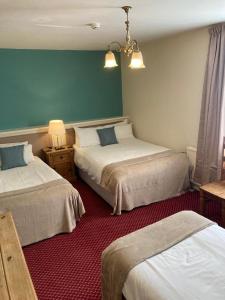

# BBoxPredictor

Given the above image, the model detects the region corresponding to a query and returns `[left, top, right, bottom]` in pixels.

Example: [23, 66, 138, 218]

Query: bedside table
[43, 146, 76, 182]
[200, 180, 225, 227]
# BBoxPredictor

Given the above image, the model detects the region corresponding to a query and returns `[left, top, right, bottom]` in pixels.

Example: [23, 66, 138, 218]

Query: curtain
[194, 24, 225, 185]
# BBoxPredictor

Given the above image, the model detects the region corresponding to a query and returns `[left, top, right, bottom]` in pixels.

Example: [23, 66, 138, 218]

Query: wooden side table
[43, 145, 76, 182]
[200, 180, 225, 226]
[0, 212, 38, 300]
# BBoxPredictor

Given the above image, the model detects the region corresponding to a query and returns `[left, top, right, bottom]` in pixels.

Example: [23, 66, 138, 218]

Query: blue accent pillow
[0, 145, 27, 170]
[96, 127, 118, 146]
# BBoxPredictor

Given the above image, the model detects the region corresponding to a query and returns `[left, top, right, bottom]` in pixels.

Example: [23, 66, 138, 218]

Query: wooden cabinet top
[200, 180, 225, 200]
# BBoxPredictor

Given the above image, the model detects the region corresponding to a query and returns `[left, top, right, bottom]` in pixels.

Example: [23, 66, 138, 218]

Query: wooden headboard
[0, 117, 129, 157]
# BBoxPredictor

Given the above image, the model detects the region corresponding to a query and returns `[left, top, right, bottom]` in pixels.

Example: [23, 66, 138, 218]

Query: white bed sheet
[0, 156, 61, 193]
[74, 138, 169, 183]
[123, 224, 225, 300]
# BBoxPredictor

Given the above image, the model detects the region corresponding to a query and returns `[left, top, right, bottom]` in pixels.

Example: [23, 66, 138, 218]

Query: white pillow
[115, 123, 134, 140]
[24, 144, 34, 164]
[74, 120, 128, 147]
[74, 127, 99, 147]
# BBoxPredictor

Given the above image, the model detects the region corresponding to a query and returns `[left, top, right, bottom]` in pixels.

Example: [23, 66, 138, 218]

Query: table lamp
[48, 120, 66, 149]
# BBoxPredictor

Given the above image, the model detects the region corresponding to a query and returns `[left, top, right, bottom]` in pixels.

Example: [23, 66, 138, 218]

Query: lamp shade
[48, 120, 66, 136]
[129, 50, 146, 69]
[104, 51, 118, 68]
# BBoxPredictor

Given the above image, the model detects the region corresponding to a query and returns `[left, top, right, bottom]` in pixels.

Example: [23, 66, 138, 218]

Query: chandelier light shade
[104, 50, 118, 68]
[129, 50, 146, 69]
[104, 6, 145, 70]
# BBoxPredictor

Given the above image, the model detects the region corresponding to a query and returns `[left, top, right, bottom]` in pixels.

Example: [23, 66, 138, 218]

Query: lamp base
[54, 146, 66, 150]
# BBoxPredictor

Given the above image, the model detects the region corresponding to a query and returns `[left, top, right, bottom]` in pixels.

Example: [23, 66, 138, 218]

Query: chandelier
[104, 6, 145, 69]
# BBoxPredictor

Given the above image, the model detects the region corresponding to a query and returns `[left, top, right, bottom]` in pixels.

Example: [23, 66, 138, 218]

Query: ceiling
[0, 0, 225, 50]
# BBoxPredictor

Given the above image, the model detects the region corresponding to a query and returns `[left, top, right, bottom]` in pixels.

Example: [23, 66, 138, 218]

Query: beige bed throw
[100, 151, 190, 214]
[101, 211, 215, 300]
[0, 179, 85, 246]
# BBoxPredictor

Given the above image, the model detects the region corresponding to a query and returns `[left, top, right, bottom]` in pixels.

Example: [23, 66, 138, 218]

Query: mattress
[123, 224, 225, 300]
[74, 138, 169, 183]
[0, 156, 61, 193]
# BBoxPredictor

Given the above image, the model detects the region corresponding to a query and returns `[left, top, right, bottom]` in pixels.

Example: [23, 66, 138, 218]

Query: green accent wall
[0, 49, 122, 130]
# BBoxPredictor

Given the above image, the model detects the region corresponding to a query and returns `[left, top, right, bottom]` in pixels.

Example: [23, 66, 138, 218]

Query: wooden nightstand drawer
[52, 152, 72, 164]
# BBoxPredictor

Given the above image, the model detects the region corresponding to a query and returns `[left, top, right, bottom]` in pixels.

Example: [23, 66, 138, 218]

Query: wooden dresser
[43, 145, 76, 182]
[0, 212, 38, 300]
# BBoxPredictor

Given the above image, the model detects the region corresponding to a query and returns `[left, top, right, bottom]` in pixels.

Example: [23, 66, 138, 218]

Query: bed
[74, 125, 190, 214]
[0, 156, 85, 246]
[102, 211, 225, 300]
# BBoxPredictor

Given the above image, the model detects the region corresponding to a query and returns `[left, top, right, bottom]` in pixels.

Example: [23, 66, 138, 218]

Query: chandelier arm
[124, 40, 139, 57]
[131, 40, 140, 51]
[107, 41, 122, 52]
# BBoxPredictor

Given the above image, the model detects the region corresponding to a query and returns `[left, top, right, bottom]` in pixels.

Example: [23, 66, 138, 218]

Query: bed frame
[79, 169, 115, 208]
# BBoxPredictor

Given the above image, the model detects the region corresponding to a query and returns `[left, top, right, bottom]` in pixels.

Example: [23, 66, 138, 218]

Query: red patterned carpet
[23, 180, 222, 300]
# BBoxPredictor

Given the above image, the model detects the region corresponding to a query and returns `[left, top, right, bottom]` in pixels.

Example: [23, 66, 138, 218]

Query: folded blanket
[101, 211, 215, 300]
[0, 179, 85, 246]
[100, 151, 190, 214]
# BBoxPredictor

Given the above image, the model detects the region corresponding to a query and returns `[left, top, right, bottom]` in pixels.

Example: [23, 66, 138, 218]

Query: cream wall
[122, 28, 209, 151]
